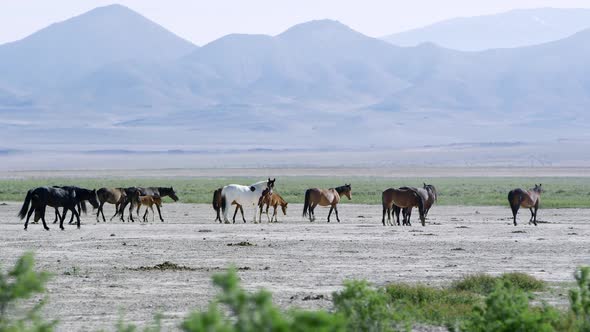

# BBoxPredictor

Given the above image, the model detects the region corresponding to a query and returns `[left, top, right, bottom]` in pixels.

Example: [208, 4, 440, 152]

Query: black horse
[18, 187, 97, 230]
[117, 187, 179, 222]
[51, 186, 99, 224]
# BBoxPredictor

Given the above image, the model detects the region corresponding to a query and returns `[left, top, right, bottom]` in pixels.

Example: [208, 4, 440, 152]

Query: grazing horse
[382, 187, 426, 226]
[118, 186, 179, 222]
[18, 187, 90, 230]
[508, 184, 543, 226]
[258, 188, 288, 223]
[401, 183, 438, 220]
[136, 195, 163, 222]
[302, 184, 351, 223]
[213, 187, 245, 223]
[96, 188, 127, 222]
[50, 186, 99, 224]
[221, 178, 275, 223]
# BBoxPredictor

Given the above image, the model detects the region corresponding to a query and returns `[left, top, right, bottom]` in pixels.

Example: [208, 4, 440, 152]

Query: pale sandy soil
[1, 202, 589, 331]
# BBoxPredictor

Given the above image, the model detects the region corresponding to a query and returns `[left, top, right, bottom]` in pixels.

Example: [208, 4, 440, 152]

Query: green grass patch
[1, 176, 589, 207]
[383, 283, 480, 326]
[451, 272, 546, 295]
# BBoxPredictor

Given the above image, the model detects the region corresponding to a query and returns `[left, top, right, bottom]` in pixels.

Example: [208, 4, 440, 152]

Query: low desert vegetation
[1, 176, 590, 207]
[2, 253, 590, 331]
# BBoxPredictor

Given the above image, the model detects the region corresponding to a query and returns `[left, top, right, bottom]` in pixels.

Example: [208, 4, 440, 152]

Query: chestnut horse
[382, 187, 426, 226]
[212, 187, 246, 223]
[258, 188, 288, 223]
[508, 184, 543, 226]
[136, 195, 162, 222]
[302, 184, 351, 222]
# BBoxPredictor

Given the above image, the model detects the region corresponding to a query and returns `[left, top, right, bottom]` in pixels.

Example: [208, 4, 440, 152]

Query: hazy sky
[2, 0, 590, 45]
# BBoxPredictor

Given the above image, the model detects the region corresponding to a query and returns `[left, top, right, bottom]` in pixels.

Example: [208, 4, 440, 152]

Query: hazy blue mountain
[0, 4, 195, 91]
[382, 8, 590, 51]
[1, 6, 590, 159]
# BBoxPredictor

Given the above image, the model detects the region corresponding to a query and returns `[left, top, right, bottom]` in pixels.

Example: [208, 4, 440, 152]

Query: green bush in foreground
[181, 267, 346, 332]
[0, 253, 55, 332]
[458, 281, 561, 332]
[451, 272, 546, 295]
[570, 267, 590, 332]
[4, 253, 590, 332]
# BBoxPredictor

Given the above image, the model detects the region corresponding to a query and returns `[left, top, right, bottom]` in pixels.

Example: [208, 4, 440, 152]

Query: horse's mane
[424, 184, 438, 201]
[335, 184, 351, 194]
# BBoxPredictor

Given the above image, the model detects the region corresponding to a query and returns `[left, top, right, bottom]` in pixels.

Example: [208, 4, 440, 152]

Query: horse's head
[267, 178, 276, 190]
[339, 184, 352, 200]
[88, 189, 99, 209]
[281, 202, 288, 216]
[533, 184, 544, 193]
[166, 187, 179, 201]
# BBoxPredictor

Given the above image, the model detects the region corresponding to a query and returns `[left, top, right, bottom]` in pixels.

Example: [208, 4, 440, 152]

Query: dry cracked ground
[1, 202, 589, 331]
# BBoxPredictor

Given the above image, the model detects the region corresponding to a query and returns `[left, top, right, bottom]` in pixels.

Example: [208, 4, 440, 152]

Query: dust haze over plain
[1, 2, 590, 170]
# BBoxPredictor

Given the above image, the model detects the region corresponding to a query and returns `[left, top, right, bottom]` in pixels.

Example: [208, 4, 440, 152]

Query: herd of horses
[16, 179, 545, 230]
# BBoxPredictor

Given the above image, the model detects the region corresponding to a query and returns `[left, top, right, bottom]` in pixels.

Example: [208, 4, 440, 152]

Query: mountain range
[0, 4, 589, 166]
[382, 8, 590, 51]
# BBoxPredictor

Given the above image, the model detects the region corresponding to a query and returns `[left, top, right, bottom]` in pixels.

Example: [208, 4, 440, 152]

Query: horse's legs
[40, 206, 50, 231]
[272, 206, 278, 222]
[394, 206, 401, 226]
[128, 202, 135, 222]
[232, 206, 239, 223]
[72, 207, 81, 229]
[533, 202, 539, 226]
[266, 205, 271, 223]
[311, 203, 318, 222]
[154, 204, 163, 222]
[53, 208, 59, 224]
[327, 206, 333, 223]
[382, 206, 387, 226]
[151, 206, 156, 222]
[24, 207, 35, 230]
[387, 208, 393, 226]
[407, 208, 412, 226]
[529, 208, 534, 223]
[511, 204, 519, 226]
[335, 205, 340, 223]
[143, 207, 149, 222]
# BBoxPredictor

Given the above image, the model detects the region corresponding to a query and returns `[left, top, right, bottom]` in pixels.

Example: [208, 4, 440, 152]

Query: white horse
[221, 178, 275, 223]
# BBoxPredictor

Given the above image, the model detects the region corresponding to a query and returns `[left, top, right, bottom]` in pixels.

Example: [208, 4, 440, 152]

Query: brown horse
[96, 188, 127, 222]
[136, 195, 163, 222]
[212, 187, 246, 223]
[508, 184, 543, 226]
[302, 184, 351, 222]
[382, 187, 426, 226]
[258, 188, 288, 223]
[401, 183, 438, 220]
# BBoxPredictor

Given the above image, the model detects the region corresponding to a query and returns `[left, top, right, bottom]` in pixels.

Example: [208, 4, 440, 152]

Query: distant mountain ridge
[1, 5, 589, 155]
[382, 8, 590, 51]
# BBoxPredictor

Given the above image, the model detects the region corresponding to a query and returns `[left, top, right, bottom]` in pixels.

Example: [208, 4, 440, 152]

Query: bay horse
[401, 183, 438, 220]
[508, 184, 543, 226]
[221, 178, 275, 223]
[212, 187, 246, 223]
[302, 184, 351, 222]
[136, 195, 163, 222]
[96, 188, 127, 222]
[258, 188, 288, 223]
[382, 187, 426, 226]
[18, 187, 94, 230]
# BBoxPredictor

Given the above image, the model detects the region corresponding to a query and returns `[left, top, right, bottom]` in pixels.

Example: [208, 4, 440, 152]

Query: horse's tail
[221, 192, 227, 214]
[80, 200, 87, 215]
[18, 190, 33, 219]
[212, 189, 220, 210]
[507, 190, 522, 211]
[302, 189, 311, 217]
[413, 190, 426, 226]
